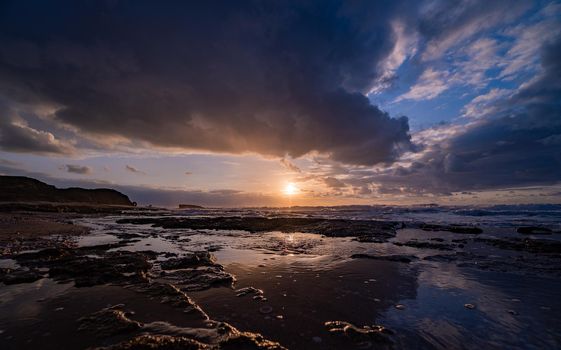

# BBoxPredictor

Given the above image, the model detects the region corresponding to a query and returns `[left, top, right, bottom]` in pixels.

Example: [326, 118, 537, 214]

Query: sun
[283, 182, 298, 196]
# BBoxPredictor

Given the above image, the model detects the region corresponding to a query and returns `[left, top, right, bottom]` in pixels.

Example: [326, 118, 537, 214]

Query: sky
[0, 0, 560, 207]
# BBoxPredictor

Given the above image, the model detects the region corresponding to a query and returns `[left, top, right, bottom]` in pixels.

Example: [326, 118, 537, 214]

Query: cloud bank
[0, 1, 414, 166]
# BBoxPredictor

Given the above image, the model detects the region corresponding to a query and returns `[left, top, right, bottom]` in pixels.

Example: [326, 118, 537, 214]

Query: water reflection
[382, 262, 561, 349]
[1, 214, 559, 349]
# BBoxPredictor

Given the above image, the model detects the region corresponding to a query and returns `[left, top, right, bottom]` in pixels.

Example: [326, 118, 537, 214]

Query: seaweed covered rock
[13, 247, 153, 287]
[117, 217, 399, 241]
[83, 305, 286, 350]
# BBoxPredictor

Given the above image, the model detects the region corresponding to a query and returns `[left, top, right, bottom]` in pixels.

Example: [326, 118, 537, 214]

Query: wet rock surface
[80, 304, 286, 350]
[124, 282, 209, 318]
[12, 246, 153, 287]
[419, 223, 483, 234]
[2, 209, 561, 350]
[117, 216, 399, 241]
[351, 253, 418, 263]
[474, 237, 561, 254]
[235, 286, 264, 298]
[160, 252, 216, 270]
[394, 239, 456, 251]
[517, 226, 553, 235]
[78, 304, 143, 337]
[1, 223, 285, 348]
[0, 268, 44, 284]
[158, 266, 235, 292]
[325, 320, 394, 346]
[94, 334, 209, 350]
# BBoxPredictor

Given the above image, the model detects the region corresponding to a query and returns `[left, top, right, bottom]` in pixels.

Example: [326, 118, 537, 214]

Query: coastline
[1, 205, 560, 349]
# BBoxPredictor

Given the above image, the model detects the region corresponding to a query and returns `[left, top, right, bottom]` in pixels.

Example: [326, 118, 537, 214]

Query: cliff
[0, 176, 134, 206]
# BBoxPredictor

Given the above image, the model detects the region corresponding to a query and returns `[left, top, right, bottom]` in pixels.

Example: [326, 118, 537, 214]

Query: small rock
[394, 304, 406, 310]
[325, 320, 394, 344]
[464, 303, 476, 309]
[235, 286, 264, 298]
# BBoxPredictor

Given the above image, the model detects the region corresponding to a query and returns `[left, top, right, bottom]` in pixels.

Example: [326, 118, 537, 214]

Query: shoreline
[1, 206, 561, 349]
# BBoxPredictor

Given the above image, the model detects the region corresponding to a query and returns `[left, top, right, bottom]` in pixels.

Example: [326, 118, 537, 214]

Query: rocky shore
[1, 208, 561, 349]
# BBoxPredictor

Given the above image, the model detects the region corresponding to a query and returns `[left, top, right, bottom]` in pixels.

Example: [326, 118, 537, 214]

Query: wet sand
[1, 209, 561, 349]
[0, 212, 89, 242]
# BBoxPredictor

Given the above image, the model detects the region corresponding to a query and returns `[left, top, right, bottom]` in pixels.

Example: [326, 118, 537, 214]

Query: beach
[1, 205, 561, 349]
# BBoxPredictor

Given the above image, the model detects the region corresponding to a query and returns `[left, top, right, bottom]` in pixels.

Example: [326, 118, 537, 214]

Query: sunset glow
[0, 1, 558, 208]
[283, 183, 298, 196]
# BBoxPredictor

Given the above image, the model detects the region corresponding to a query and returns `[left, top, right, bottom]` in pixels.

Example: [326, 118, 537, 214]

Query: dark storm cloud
[0, 0, 414, 166]
[63, 164, 92, 175]
[0, 118, 72, 155]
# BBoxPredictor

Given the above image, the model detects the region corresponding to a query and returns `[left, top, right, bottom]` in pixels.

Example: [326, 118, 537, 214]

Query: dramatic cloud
[0, 1, 559, 205]
[418, 0, 529, 61]
[376, 37, 561, 193]
[0, 1, 415, 166]
[398, 1, 556, 103]
[0, 100, 73, 155]
[63, 164, 92, 175]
